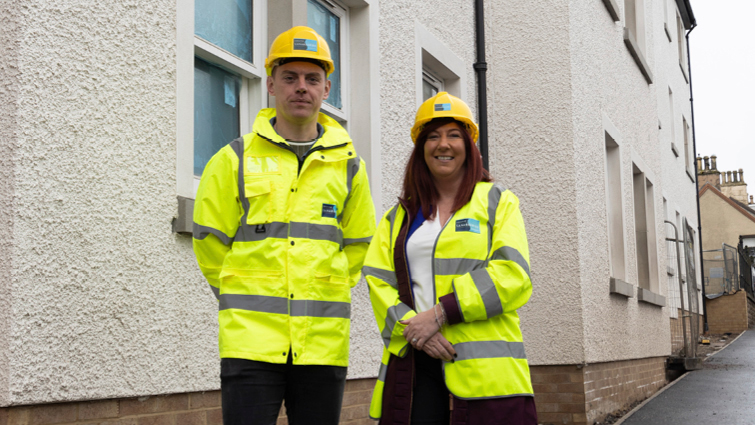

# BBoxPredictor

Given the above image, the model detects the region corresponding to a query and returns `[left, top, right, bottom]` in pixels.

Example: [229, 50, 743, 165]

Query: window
[422, 70, 443, 101]
[415, 22, 467, 107]
[605, 133, 626, 281]
[668, 88, 679, 157]
[192, 0, 265, 183]
[676, 8, 689, 82]
[683, 116, 692, 179]
[623, 0, 652, 83]
[663, 0, 672, 41]
[633, 164, 659, 292]
[308, 0, 348, 118]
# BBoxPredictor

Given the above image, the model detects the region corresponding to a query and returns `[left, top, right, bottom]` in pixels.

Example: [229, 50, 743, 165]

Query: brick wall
[531, 357, 667, 425]
[582, 358, 666, 424]
[706, 290, 749, 333]
[0, 378, 376, 425]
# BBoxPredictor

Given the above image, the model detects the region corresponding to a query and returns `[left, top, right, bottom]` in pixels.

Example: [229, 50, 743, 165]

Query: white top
[406, 212, 444, 313]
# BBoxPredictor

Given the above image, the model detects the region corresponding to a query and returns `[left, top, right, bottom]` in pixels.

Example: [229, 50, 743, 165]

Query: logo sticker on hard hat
[294, 38, 318, 52]
[434, 103, 451, 111]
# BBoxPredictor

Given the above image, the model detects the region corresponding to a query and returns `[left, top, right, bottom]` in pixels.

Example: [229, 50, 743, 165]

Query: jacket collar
[253, 108, 352, 149]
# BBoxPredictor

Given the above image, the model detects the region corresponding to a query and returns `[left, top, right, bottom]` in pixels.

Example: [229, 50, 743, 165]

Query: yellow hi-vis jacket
[363, 182, 533, 418]
[193, 108, 376, 367]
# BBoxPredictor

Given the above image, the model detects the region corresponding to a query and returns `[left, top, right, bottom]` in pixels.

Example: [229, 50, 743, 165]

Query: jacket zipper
[257, 133, 348, 175]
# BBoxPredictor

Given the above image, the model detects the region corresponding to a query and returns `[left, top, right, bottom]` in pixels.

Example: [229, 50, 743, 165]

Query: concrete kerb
[613, 330, 748, 425]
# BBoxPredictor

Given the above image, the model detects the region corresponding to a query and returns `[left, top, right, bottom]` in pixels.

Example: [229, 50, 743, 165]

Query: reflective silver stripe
[210, 285, 220, 300]
[486, 184, 505, 265]
[491, 246, 531, 279]
[378, 361, 388, 382]
[435, 258, 485, 276]
[193, 223, 234, 246]
[234, 221, 289, 243]
[290, 300, 351, 319]
[382, 303, 412, 348]
[338, 156, 361, 222]
[363, 266, 398, 289]
[219, 294, 288, 314]
[289, 222, 343, 245]
[453, 340, 527, 361]
[230, 137, 248, 216]
[344, 236, 372, 246]
[387, 206, 398, 240]
[469, 269, 503, 318]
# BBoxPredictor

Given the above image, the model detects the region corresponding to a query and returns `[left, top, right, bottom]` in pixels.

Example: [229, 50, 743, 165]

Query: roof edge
[676, 0, 696, 29]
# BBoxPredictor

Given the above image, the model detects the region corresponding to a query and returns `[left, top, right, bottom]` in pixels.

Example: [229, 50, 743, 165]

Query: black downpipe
[474, 0, 489, 171]
[686, 22, 707, 332]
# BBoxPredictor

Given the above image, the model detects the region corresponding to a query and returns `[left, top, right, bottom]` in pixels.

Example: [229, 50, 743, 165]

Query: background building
[0, 0, 700, 424]
[697, 158, 755, 334]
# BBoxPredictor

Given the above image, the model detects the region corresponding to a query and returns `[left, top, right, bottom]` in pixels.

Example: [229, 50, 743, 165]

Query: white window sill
[610, 277, 634, 298]
[671, 142, 679, 157]
[173, 196, 195, 235]
[680, 62, 689, 84]
[638, 287, 666, 307]
[623, 28, 653, 84]
[687, 169, 695, 183]
[602, 0, 620, 21]
[664, 23, 672, 42]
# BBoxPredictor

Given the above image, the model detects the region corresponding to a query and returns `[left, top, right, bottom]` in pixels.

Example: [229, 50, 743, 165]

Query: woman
[363, 92, 537, 425]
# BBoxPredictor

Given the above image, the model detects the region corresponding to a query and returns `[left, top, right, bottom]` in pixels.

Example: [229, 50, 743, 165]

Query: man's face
[267, 61, 331, 126]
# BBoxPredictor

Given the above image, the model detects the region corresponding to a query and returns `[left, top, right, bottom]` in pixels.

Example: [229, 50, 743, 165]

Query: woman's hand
[400, 305, 442, 350]
[422, 332, 456, 361]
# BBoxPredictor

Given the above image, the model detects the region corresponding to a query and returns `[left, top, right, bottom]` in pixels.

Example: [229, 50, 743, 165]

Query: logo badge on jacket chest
[455, 218, 480, 234]
[322, 203, 338, 219]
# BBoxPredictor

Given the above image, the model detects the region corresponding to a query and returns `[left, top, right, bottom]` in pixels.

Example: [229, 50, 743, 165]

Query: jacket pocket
[314, 271, 351, 303]
[244, 180, 272, 225]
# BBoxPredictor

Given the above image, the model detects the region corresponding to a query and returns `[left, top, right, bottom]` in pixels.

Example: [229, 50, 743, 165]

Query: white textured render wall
[378, 0, 478, 213]
[0, 0, 22, 408]
[485, 0, 585, 365]
[1, 0, 223, 406]
[653, 0, 702, 311]
[568, 0, 672, 363]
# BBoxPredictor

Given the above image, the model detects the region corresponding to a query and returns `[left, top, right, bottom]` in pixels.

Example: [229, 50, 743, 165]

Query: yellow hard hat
[410, 92, 479, 143]
[265, 26, 335, 77]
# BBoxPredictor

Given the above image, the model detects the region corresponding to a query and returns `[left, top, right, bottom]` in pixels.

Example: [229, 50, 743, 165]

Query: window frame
[622, 0, 653, 84]
[308, 0, 351, 124]
[603, 114, 627, 284]
[414, 21, 467, 109]
[422, 69, 444, 101]
[177, 0, 268, 200]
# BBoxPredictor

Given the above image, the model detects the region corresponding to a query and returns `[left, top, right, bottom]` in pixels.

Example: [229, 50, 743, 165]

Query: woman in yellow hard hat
[363, 92, 537, 424]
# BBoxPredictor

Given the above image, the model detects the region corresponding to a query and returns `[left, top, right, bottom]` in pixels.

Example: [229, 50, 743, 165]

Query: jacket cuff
[439, 293, 463, 325]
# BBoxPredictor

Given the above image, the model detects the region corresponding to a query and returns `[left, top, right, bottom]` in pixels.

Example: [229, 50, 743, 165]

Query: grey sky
[689, 0, 755, 182]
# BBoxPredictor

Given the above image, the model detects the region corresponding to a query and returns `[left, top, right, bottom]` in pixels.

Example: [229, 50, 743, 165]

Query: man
[193, 26, 376, 425]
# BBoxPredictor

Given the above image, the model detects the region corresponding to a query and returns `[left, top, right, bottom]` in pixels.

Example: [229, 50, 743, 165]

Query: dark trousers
[411, 350, 538, 425]
[411, 350, 451, 425]
[221, 355, 347, 425]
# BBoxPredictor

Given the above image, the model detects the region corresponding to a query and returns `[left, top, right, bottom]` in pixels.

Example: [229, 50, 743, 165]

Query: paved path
[621, 330, 755, 425]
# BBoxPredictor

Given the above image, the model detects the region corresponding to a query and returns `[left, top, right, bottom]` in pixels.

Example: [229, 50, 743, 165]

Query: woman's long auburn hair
[400, 118, 492, 220]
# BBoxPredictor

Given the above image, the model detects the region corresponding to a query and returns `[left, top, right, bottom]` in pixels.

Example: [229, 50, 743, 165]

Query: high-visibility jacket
[363, 182, 533, 418]
[193, 108, 376, 367]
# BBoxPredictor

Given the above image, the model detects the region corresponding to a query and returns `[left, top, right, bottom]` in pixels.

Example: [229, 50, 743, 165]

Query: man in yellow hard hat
[193, 26, 376, 425]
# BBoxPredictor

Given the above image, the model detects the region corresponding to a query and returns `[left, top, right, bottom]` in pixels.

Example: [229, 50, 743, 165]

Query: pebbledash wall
[0, 0, 699, 424]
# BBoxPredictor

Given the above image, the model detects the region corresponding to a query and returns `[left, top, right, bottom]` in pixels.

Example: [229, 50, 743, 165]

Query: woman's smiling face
[423, 121, 467, 183]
